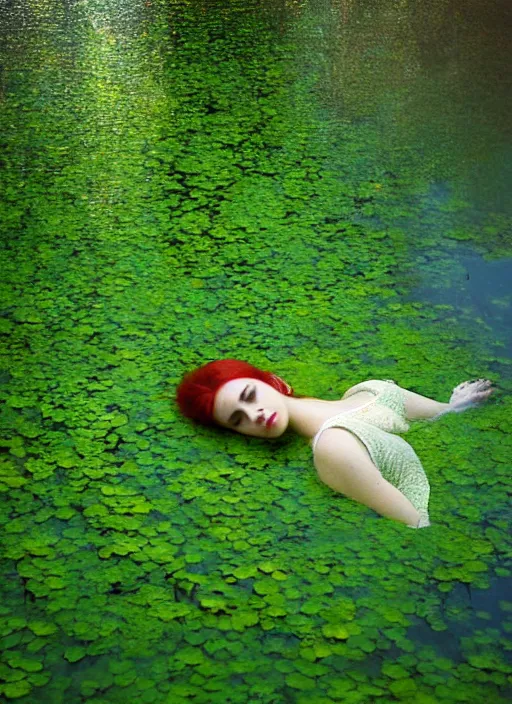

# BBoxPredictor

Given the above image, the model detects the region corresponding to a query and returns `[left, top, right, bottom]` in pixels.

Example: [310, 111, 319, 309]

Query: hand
[449, 379, 494, 412]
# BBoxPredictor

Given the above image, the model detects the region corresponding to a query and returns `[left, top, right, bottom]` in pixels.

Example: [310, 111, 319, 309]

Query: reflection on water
[307, 0, 512, 217]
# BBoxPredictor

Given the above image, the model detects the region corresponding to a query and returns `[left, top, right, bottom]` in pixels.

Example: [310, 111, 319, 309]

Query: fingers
[449, 378, 495, 411]
[472, 389, 493, 401]
[457, 379, 494, 393]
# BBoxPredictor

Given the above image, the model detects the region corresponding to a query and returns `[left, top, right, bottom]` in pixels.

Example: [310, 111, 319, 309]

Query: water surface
[0, 1, 511, 702]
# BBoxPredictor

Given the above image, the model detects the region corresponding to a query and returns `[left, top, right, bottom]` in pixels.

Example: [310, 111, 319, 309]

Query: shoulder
[313, 427, 368, 470]
[343, 379, 392, 398]
[313, 427, 381, 497]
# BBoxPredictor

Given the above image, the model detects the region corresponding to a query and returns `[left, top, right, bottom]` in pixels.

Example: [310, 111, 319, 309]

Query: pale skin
[213, 377, 494, 528]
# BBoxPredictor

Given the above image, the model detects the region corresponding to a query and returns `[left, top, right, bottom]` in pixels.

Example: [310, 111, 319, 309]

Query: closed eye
[230, 411, 243, 427]
[229, 386, 256, 426]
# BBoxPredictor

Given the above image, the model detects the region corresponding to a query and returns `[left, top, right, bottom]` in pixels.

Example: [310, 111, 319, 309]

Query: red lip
[266, 412, 277, 429]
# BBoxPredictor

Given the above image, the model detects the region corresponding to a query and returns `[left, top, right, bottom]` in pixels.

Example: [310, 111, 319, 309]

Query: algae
[0, 0, 511, 703]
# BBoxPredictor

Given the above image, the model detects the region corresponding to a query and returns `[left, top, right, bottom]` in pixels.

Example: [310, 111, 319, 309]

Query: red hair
[176, 359, 294, 426]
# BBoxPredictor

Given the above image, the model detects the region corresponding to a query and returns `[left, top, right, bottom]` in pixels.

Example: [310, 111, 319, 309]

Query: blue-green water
[1, 1, 511, 703]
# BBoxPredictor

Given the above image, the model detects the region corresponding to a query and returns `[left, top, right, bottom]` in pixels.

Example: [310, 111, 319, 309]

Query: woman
[176, 360, 494, 529]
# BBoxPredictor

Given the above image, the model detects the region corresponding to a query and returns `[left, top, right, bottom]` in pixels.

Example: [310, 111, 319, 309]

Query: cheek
[271, 413, 287, 436]
[237, 426, 258, 438]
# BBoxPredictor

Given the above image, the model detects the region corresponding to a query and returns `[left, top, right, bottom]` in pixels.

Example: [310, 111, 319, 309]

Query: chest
[330, 391, 375, 414]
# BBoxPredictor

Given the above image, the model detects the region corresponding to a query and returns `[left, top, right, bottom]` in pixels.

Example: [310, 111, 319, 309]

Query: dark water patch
[410, 248, 512, 356]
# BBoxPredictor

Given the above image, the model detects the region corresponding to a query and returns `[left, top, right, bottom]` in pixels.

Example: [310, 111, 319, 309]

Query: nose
[254, 409, 266, 425]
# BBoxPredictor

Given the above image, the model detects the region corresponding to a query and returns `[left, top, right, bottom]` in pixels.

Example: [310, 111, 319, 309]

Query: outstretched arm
[398, 379, 494, 421]
[398, 387, 450, 420]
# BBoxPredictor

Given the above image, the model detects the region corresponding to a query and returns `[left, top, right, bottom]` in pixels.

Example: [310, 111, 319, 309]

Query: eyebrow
[227, 384, 249, 424]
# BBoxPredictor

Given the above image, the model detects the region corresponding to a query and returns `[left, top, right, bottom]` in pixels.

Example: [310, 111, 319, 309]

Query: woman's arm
[398, 387, 450, 420]
[314, 428, 422, 527]
[344, 379, 493, 421]
[398, 379, 494, 421]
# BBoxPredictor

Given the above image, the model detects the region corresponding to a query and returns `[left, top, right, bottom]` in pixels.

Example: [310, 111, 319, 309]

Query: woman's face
[213, 377, 289, 438]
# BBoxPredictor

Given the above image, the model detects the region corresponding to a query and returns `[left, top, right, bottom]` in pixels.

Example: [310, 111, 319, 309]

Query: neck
[284, 395, 339, 440]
